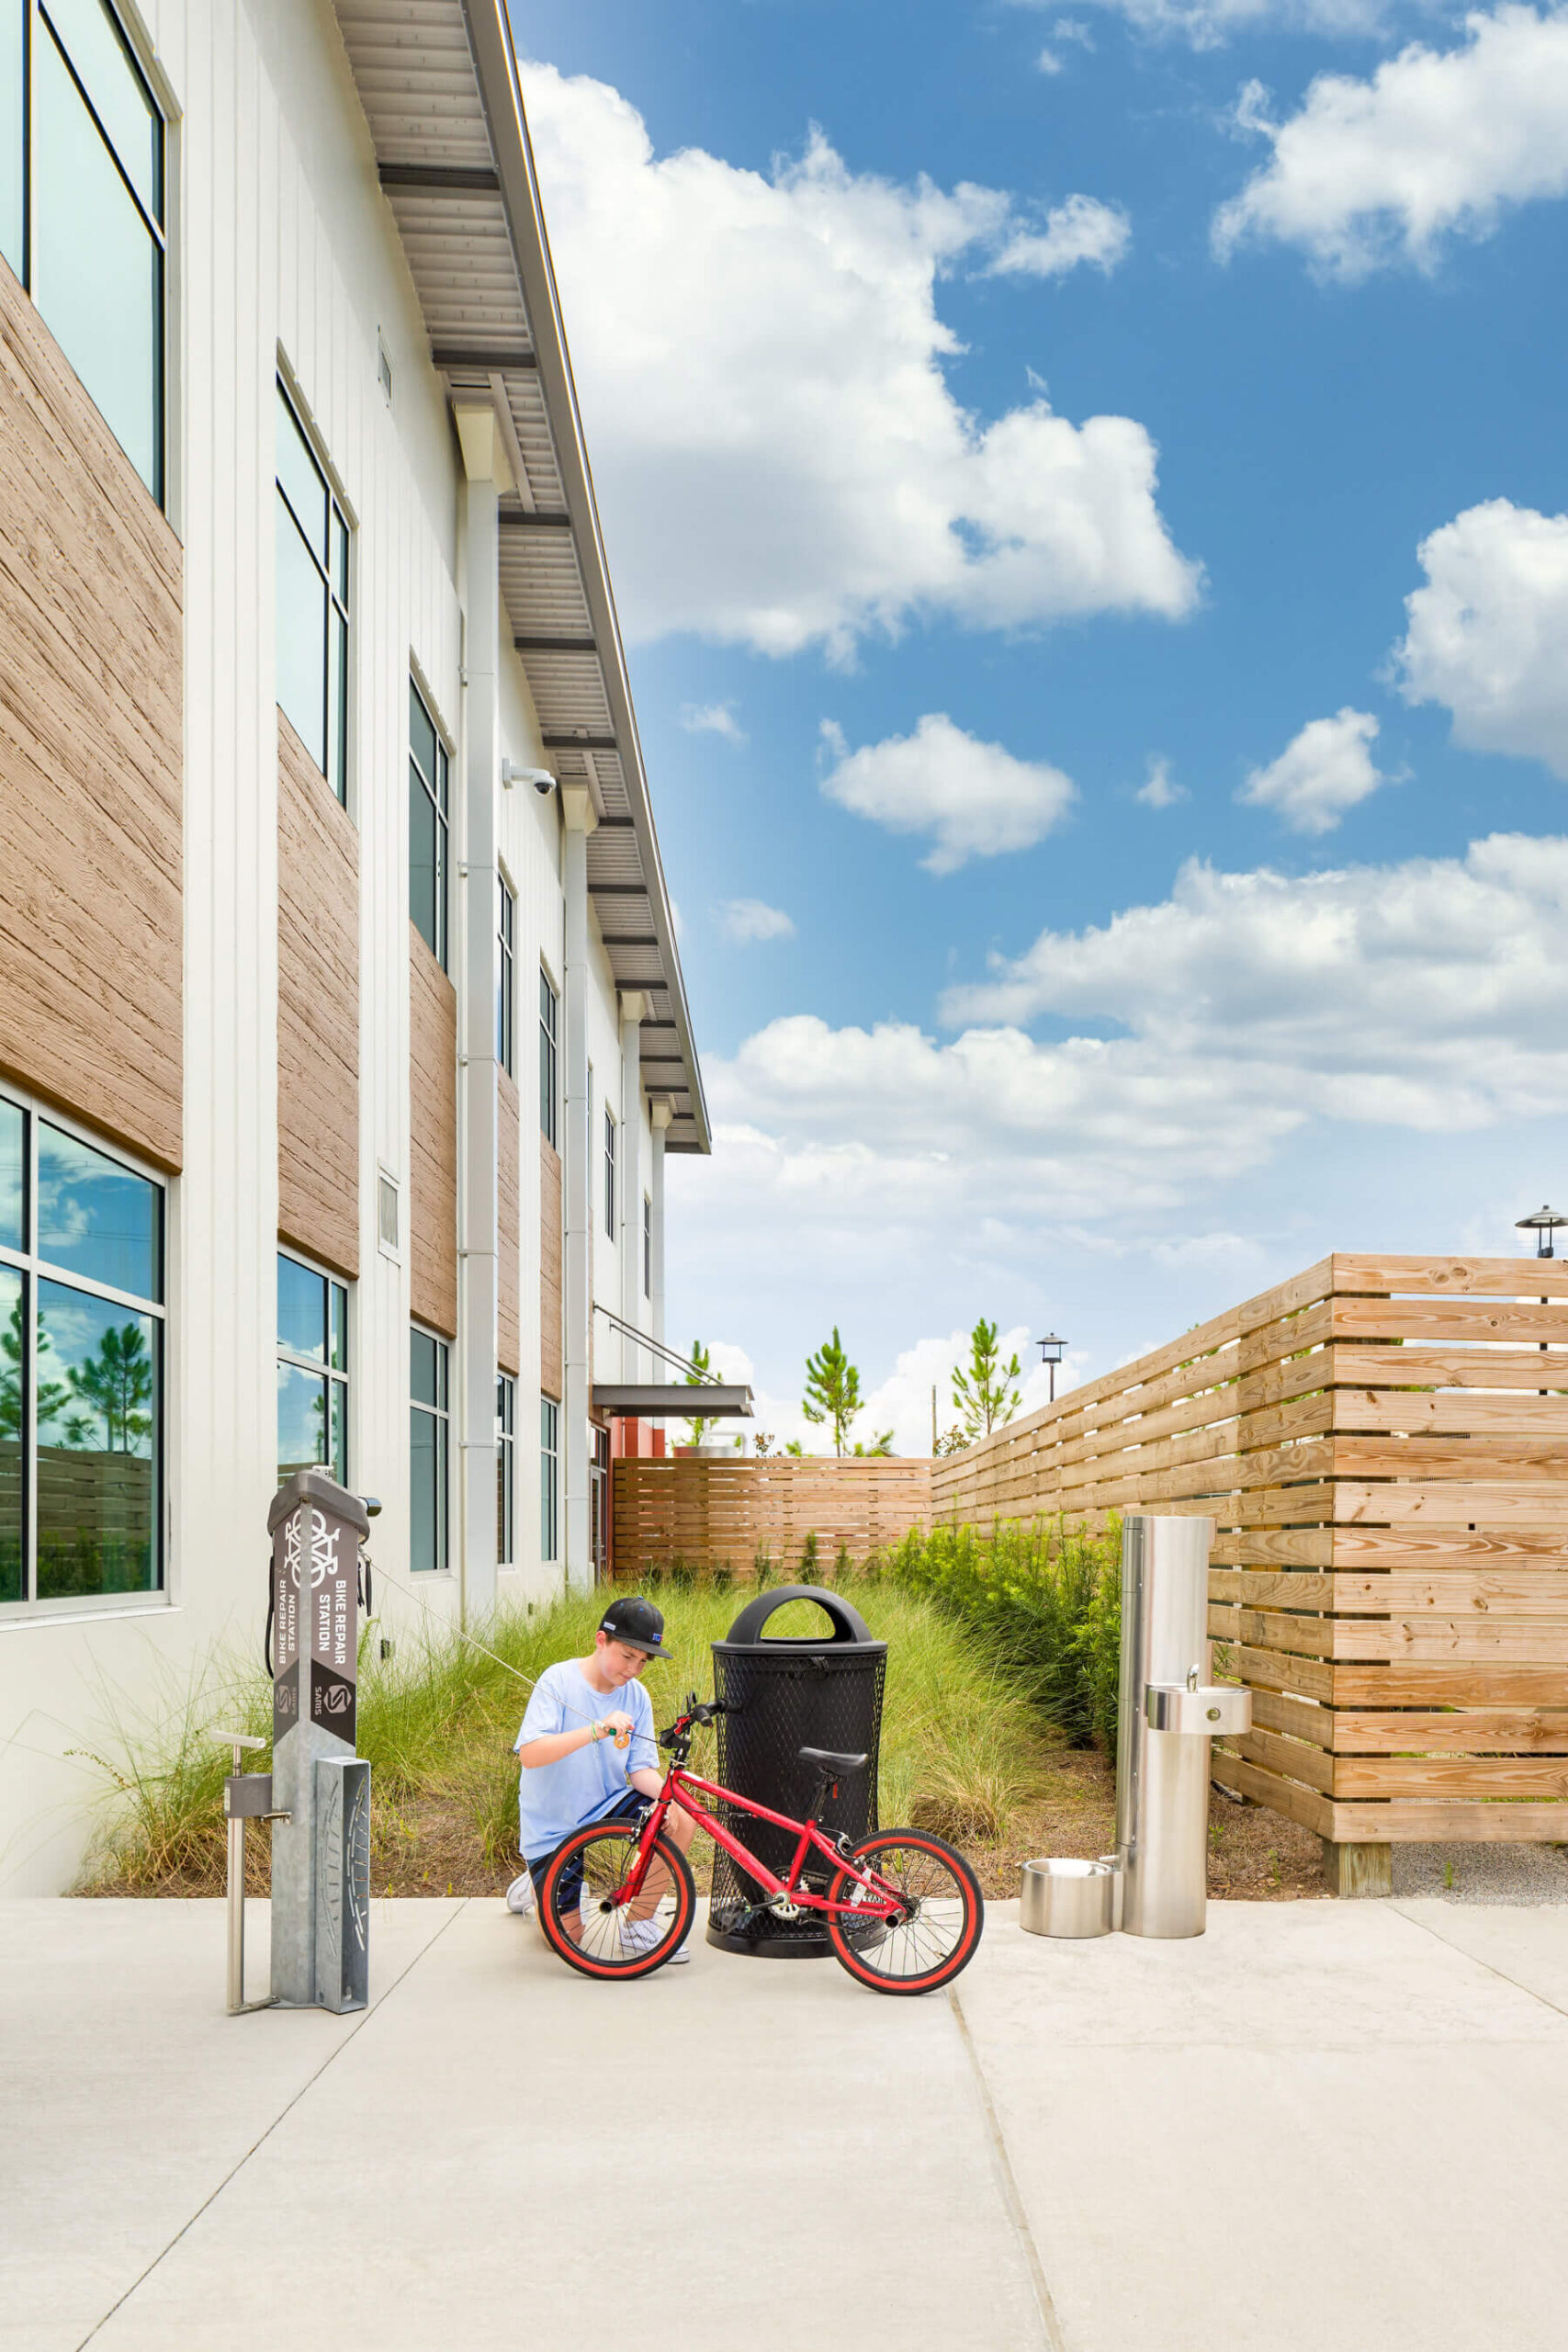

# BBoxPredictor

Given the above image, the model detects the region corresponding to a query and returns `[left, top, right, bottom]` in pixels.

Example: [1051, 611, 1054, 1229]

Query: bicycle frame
[617, 1763, 905, 1921]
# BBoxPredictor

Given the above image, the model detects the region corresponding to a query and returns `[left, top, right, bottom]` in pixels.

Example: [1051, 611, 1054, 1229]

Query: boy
[506, 1594, 699, 1962]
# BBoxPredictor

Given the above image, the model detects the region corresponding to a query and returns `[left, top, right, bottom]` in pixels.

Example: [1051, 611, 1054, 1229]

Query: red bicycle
[536, 1696, 984, 1994]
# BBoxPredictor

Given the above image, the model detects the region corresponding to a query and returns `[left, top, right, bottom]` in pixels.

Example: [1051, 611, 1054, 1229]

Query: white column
[618, 992, 646, 1385]
[649, 1096, 671, 1359]
[561, 781, 597, 1591]
[451, 402, 512, 1624]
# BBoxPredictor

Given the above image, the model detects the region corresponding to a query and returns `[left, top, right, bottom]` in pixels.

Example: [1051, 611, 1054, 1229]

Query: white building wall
[0, 0, 656, 1887]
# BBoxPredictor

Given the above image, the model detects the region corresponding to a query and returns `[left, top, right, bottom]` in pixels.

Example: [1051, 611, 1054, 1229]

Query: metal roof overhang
[333, 0, 710, 1153]
[592, 1385, 754, 1420]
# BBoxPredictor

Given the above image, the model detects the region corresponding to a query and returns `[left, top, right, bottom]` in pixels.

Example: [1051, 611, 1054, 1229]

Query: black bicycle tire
[537, 1822, 696, 1982]
[825, 1828, 985, 1996]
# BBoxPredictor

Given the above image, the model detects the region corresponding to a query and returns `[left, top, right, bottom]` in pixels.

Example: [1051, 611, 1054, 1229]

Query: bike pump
[266, 1469, 375, 2013]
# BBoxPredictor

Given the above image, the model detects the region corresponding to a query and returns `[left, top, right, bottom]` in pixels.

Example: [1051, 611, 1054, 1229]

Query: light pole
[1037, 1332, 1066, 1405]
[1516, 1205, 1568, 1259]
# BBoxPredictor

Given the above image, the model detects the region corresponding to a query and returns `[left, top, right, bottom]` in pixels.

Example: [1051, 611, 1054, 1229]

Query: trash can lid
[715, 1582, 880, 1649]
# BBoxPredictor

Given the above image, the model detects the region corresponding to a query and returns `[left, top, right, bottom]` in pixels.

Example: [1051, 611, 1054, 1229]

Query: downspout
[618, 992, 645, 1386]
[452, 401, 507, 1624]
[561, 781, 596, 1591]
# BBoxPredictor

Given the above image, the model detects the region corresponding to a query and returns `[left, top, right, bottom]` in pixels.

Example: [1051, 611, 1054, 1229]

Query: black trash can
[706, 1583, 887, 1956]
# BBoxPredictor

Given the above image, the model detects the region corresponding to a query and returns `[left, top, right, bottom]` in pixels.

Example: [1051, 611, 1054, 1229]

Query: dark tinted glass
[276, 382, 326, 554]
[0, 1264, 20, 1601]
[0, 1095, 22, 1252]
[329, 605, 348, 804]
[410, 1328, 441, 1409]
[409, 681, 436, 788]
[38, 1124, 159, 1299]
[329, 1281, 347, 1374]
[0, 0, 21, 277]
[277, 1254, 326, 1363]
[35, 1278, 157, 1598]
[410, 759, 440, 959]
[33, 22, 160, 495]
[410, 1402, 446, 1573]
[277, 493, 327, 769]
[44, 0, 160, 218]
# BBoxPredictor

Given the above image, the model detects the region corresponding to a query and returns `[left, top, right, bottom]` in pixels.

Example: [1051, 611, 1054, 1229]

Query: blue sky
[515, 1, 1568, 1448]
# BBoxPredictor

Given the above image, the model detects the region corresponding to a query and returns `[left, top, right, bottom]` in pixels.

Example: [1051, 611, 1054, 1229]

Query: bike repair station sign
[272, 1478, 361, 1747]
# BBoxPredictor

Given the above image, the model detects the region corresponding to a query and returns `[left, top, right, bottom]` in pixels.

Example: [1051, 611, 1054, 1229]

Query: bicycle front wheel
[537, 1821, 695, 1981]
[826, 1830, 984, 1995]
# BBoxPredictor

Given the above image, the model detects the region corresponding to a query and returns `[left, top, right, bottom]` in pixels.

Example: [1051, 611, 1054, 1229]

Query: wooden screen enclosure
[932, 1254, 1568, 1867]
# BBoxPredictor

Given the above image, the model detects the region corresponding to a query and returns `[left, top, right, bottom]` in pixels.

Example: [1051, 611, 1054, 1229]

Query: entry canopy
[592, 1384, 753, 1419]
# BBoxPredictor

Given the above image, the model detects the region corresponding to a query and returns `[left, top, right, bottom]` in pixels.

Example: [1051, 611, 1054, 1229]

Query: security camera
[502, 761, 557, 796]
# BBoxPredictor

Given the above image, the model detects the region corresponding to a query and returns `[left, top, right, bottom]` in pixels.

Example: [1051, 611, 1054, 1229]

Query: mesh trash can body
[707, 1584, 886, 1957]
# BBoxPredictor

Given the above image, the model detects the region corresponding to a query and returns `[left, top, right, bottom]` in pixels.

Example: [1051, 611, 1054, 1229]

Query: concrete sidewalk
[5, 1893, 1567, 2352]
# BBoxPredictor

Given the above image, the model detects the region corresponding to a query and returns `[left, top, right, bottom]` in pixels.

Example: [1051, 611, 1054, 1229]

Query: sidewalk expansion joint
[73, 1900, 470, 2352]
[949, 1984, 1068, 2352]
[1390, 1899, 1568, 2026]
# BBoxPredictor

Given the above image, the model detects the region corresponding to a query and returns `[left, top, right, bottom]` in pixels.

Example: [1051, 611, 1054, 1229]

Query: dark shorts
[526, 1789, 652, 1914]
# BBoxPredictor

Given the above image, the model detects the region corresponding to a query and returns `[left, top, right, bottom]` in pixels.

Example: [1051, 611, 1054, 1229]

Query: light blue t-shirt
[515, 1662, 660, 1860]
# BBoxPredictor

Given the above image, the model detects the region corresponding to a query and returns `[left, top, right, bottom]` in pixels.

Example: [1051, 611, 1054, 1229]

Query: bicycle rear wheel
[826, 1829, 984, 1995]
[537, 1821, 696, 1981]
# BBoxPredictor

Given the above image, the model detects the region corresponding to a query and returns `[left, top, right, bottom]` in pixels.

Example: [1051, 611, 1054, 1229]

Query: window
[276, 381, 350, 800]
[497, 876, 514, 1076]
[643, 1195, 652, 1300]
[409, 679, 448, 967]
[0, 1091, 164, 1607]
[496, 1373, 514, 1566]
[604, 1109, 615, 1240]
[538, 968, 558, 1147]
[410, 1328, 449, 1574]
[539, 1396, 558, 1564]
[276, 1253, 348, 1488]
[2, 0, 165, 499]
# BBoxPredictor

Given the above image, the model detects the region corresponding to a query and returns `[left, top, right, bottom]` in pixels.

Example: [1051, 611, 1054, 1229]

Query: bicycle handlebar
[659, 1695, 730, 1749]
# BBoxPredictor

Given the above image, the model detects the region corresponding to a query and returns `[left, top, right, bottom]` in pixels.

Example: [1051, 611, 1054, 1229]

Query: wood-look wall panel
[540, 1134, 562, 1399]
[0, 257, 182, 1168]
[277, 713, 358, 1275]
[409, 925, 457, 1338]
[498, 1069, 521, 1376]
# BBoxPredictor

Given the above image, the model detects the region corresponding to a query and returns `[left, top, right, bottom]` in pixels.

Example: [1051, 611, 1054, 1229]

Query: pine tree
[682, 1340, 714, 1445]
[802, 1327, 863, 1457]
[952, 1317, 1022, 1443]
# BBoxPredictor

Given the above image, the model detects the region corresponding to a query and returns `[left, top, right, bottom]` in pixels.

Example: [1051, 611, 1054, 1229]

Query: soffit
[333, 0, 708, 1153]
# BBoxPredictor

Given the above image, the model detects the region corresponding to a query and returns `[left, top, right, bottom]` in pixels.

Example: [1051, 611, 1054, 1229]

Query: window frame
[643, 1193, 652, 1300]
[409, 675, 449, 969]
[0, 1081, 167, 1618]
[275, 1248, 350, 1492]
[604, 1107, 615, 1241]
[409, 1322, 450, 1576]
[538, 967, 558, 1148]
[497, 873, 515, 1077]
[496, 1372, 514, 1567]
[6, 0, 168, 505]
[539, 1395, 558, 1565]
[276, 375, 352, 804]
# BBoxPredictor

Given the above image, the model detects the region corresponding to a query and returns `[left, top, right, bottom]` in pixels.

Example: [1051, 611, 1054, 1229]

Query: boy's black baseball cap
[598, 1594, 673, 1658]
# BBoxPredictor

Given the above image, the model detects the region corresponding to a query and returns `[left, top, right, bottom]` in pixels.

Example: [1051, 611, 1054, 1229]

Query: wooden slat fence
[932, 1253, 1568, 1847]
[613, 1456, 931, 1579]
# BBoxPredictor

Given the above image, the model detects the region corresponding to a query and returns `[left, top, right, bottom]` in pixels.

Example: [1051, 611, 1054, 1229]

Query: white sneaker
[666, 1939, 694, 1965]
[505, 1871, 536, 1917]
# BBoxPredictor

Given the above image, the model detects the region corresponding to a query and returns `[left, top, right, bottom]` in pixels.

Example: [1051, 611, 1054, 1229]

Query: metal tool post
[211, 1730, 288, 2014]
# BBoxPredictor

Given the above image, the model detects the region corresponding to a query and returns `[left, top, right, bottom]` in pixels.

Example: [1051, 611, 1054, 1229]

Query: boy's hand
[601, 1710, 635, 1749]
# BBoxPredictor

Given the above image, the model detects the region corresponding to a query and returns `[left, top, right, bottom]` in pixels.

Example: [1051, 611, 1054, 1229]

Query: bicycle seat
[798, 1746, 868, 1776]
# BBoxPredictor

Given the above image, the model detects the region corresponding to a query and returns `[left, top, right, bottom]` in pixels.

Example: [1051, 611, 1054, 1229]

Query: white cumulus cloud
[521, 63, 1197, 657]
[1021, 0, 1394, 47]
[1214, 8, 1568, 277]
[1136, 754, 1188, 808]
[717, 899, 797, 944]
[989, 196, 1132, 277]
[819, 713, 1077, 873]
[681, 701, 747, 744]
[1237, 708, 1391, 832]
[1393, 500, 1568, 778]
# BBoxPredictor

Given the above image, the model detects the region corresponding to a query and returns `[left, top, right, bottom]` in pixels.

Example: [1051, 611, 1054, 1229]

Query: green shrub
[888, 1515, 1122, 1748]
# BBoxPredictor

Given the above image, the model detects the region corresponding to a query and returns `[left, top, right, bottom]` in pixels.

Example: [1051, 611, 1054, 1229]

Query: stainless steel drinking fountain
[1021, 1512, 1251, 1941]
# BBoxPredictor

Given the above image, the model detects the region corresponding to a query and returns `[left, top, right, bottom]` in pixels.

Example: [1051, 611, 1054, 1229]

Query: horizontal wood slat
[613, 1456, 931, 1577]
[934, 1252, 1568, 1847]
